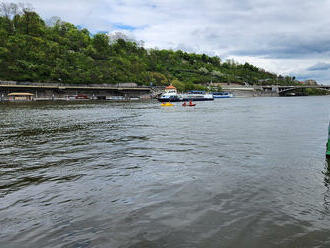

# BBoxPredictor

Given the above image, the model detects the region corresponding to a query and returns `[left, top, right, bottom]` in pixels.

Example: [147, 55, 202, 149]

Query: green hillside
[0, 3, 298, 91]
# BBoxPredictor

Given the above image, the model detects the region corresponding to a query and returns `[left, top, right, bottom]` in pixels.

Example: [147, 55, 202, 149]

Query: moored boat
[75, 94, 89, 100]
[158, 94, 181, 102]
[181, 91, 214, 101]
[212, 92, 233, 98]
[158, 85, 182, 102]
[8, 92, 34, 101]
[158, 86, 214, 102]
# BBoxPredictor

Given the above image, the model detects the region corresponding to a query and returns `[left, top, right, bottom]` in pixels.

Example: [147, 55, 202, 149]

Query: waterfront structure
[8, 92, 34, 101]
[0, 82, 152, 100]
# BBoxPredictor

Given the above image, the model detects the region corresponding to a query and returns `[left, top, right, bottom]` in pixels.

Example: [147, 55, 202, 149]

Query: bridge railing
[0, 81, 154, 88]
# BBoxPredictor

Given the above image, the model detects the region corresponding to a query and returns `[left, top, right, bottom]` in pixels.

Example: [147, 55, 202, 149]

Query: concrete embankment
[1, 81, 290, 101]
[222, 87, 279, 97]
[0, 81, 156, 101]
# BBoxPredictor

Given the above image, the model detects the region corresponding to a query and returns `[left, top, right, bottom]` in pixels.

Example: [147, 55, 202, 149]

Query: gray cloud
[9, 0, 330, 83]
[307, 63, 330, 71]
[230, 36, 330, 59]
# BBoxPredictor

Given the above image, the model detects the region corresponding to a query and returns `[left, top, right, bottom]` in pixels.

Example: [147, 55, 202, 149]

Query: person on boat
[182, 102, 187, 106]
[189, 100, 193, 106]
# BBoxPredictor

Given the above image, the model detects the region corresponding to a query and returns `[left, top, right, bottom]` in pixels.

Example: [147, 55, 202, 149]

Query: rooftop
[8, 92, 34, 96]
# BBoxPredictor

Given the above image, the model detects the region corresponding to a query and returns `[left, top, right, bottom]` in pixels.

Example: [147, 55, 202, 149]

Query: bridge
[259, 85, 330, 96]
[220, 84, 330, 97]
[0, 81, 152, 100]
[1, 81, 329, 100]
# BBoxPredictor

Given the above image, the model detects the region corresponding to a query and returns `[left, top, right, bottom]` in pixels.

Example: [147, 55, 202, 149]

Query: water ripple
[1, 98, 330, 247]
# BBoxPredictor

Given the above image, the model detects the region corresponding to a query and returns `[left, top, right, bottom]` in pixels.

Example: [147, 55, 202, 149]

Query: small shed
[8, 92, 34, 101]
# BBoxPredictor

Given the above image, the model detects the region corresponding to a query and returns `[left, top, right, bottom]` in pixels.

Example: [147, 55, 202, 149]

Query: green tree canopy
[0, 2, 299, 88]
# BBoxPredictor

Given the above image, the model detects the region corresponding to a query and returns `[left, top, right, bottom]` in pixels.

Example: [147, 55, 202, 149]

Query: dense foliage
[0, 3, 298, 91]
[305, 88, 329, 96]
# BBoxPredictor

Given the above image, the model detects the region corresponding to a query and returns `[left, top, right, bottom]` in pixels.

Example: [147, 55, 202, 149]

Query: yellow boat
[161, 102, 174, 107]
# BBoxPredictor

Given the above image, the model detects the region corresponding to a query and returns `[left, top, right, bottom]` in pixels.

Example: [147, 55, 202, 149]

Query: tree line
[0, 2, 299, 91]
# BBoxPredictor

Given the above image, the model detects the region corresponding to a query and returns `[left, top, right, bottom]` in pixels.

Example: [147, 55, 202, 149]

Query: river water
[1, 96, 330, 248]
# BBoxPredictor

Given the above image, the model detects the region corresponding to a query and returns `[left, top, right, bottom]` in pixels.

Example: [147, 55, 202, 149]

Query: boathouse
[8, 92, 34, 101]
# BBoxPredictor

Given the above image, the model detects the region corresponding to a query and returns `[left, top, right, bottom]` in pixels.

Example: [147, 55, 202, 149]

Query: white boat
[107, 96, 125, 100]
[158, 85, 182, 102]
[181, 91, 214, 101]
[212, 92, 233, 98]
[158, 93, 182, 102]
[158, 86, 214, 102]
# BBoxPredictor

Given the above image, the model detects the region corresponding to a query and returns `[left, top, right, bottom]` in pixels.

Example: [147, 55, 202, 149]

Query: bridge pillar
[272, 86, 279, 93]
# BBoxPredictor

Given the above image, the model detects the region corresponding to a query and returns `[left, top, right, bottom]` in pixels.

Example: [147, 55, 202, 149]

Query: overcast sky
[10, 0, 330, 83]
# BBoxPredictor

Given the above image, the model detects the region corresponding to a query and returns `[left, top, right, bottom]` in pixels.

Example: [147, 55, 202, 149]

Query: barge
[158, 86, 214, 102]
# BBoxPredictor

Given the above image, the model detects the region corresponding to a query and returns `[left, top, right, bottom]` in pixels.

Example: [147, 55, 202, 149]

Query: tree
[92, 33, 110, 59]
[171, 79, 185, 92]
[148, 72, 168, 86]
[14, 10, 45, 36]
[0, 3, 302, 87]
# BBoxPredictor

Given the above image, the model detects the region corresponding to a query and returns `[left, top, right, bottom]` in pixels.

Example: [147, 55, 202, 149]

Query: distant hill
[0, 2, 300, 91]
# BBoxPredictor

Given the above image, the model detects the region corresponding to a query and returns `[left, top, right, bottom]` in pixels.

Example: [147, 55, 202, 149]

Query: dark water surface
[1, 97, 330, 248]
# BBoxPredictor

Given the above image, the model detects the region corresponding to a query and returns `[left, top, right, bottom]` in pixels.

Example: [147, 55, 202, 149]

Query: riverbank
[1, 81, 329, 102]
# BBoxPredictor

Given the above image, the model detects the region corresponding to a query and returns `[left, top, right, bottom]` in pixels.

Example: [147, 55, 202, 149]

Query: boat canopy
[8, 92, 34, 96]
[212, 92, 230, 95]
[187, 90, 205, 94]
[165, 85, 176, 90]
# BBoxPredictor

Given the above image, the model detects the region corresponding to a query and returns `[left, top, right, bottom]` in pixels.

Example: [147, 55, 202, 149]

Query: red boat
[182, 101, 196, 107]
[75, 94, 89, 99]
